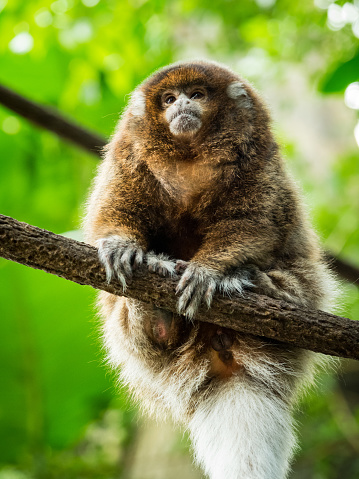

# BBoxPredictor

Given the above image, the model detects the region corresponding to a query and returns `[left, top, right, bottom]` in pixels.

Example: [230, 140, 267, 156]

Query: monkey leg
[143, 306, 193, 349]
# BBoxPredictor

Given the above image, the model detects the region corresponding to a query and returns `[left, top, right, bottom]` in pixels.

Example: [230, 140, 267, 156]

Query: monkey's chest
[153, 162, 216, 207]
[151, 212, 204, 261]
[149, 163, 216, 260]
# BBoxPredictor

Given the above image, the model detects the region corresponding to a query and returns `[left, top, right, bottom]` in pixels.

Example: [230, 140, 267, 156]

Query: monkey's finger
[159, 258, 176, 276]
[120, 247, 137, 278]
[133, 248, 144, 270]
[177, 282, 197, 315]
[107, 248, 117, 268]
[116, 271, 127, 291]
[97, 243, 115, 283]
[175, 260, 189, 274]
[178, 277, 211, 317]
[204, 279, 217, 308]
[148, 263, 156, 273]
[113, 249, 125, 275]
[176, 269, 194, 294]
[158, 267, 168, 277]
[182, 289, 205, 320]
[147, 253, 158, 274]
[103, 258, 114, 283]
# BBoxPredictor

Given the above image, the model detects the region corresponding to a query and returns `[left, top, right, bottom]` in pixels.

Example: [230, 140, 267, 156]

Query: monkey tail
[188, 376, 296, 479]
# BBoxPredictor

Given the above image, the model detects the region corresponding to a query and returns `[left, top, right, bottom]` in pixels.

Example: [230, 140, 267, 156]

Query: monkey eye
[190, 91, 204, 100]
[164, 95, 176, 105]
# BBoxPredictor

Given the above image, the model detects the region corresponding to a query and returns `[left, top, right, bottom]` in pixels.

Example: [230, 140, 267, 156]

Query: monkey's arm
[194, 218, 278, 270]
[176, 217, 280, 318]
[85, 161, 176, 288]
[89, 203, 147, 288]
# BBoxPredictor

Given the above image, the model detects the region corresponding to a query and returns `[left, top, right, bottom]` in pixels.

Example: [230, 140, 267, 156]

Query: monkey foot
[146, 252, 176, 277]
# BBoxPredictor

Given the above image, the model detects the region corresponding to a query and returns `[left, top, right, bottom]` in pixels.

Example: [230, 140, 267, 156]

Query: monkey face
[162, 88, 205, 137]
[146, 64, 242, 141]
[124, 61, 271, 167]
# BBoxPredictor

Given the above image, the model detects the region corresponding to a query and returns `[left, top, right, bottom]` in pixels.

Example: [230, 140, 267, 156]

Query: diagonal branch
[326, 253, 359, 285]
[0, 84, 106, 155]
[0, 213, 358, 360]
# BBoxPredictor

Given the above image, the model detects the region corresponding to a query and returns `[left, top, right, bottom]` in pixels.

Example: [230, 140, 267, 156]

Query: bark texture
[0, 213, 358, 360]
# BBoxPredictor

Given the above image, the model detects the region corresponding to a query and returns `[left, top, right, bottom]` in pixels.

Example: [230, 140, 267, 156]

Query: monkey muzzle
[166, 104, 202, 137]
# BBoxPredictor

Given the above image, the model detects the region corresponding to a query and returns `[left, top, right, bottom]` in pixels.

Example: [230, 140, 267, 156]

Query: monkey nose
[176, 94, 191, 107]
[176, 99, 190, 106]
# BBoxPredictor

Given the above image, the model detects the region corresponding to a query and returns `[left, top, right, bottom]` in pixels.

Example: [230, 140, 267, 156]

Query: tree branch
[327, 253, 359, 285]
[0, 84, 106, 155]
[0, 214, 358, 360]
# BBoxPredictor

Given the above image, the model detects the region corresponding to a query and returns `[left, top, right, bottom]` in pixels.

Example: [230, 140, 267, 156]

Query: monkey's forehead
[142, 61, 240, 93]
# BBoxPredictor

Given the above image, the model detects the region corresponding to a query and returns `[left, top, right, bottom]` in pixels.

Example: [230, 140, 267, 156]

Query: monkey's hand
[97, 235, 144, 289]
[176, 261, 253, 319]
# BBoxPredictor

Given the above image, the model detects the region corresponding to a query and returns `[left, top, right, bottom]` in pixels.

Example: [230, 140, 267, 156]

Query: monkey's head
[121, 60, 273, 165]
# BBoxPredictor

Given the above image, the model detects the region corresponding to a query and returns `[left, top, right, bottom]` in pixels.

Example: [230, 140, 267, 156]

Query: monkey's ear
[226, 82, 252, 108]
[130, 89, 146, 117]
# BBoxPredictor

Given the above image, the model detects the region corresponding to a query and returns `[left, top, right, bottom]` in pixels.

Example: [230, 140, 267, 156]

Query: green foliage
[0, 0, 358, 477]
[320, 50, 359, 93]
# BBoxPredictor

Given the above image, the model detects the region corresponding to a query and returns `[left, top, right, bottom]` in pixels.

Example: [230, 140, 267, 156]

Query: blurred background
[0, 0, 359, 478]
